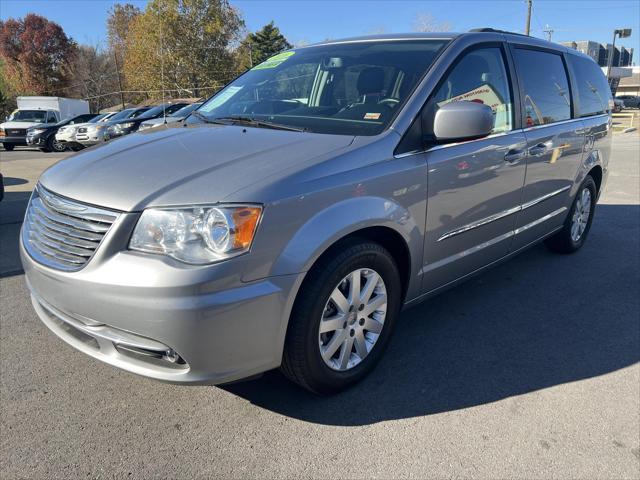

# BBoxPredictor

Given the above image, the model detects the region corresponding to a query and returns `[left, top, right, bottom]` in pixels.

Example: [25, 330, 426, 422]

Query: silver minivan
[20, 30, 612, 394]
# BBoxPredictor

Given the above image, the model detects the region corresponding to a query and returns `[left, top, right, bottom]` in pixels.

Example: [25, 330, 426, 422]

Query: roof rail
[469, 28, 528, 37]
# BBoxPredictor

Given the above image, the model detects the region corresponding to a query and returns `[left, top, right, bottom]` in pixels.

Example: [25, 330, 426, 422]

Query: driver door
[420, 44, 527, 293]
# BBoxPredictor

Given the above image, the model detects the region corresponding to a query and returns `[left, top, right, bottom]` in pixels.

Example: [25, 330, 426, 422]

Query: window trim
[508, 43, 576, 128]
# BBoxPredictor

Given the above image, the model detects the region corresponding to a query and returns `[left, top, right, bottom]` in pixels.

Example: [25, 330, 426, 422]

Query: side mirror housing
[432, 101, 494, 143]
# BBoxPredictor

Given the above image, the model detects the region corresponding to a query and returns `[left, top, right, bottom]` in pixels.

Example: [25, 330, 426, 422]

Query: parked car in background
[106, 103, 189, 139]
[613, 98, 624, 113]
[616, 95, 640, 108]
[75, 107, 150, 147]
[55, 112, 117, 151]
[26, 113, 98, 152]
[138, 102, 203, 131]
[21, 31, 611, 394]
[0, 97, 89, 151]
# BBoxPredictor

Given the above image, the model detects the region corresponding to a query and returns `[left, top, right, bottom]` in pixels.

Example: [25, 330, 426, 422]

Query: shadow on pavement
[0, 191, 30, 277]
[2, 176, 29, 186]
[224, 204, 640, 425]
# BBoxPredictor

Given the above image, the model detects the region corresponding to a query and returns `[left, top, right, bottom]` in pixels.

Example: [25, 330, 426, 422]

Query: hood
[1, 121, 43, 129]
[142, 117, 182, 126]
[39, 123, 355, 212]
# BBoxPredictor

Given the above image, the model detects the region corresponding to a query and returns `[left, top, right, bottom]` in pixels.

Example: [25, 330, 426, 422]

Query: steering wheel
[378, 98, 400, 107]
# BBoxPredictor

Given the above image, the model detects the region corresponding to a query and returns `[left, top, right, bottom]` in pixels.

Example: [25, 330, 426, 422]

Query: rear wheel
[281, 240, 402, 394]
[2, 143, 14, 151]
[545, 175, 597, 253]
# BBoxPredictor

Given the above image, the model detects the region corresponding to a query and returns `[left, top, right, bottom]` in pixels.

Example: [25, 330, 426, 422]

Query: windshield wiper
[211, 115, 306, 132]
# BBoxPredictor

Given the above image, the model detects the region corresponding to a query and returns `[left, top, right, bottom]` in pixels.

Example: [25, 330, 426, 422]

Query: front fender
[270, 195, 421, 292]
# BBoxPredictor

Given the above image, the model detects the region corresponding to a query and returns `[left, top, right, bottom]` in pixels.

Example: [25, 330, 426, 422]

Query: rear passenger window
[431, 47, 513, 133]
[514, 49, 571, 126]
[568, 55, 612, 117]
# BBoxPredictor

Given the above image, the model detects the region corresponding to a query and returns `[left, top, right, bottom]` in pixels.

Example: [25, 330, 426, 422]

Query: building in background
[561, 40, 634, 67]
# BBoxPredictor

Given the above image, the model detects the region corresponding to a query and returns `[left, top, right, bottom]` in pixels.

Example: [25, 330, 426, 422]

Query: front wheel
[545, 175, 597, 253]
[281, 240, 402, 394]
[47, 135, 67, 153]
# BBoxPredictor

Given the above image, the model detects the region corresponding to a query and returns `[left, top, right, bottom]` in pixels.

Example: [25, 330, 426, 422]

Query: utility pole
[113, 51, 126, 110]
[525, 0, 533, 36]
[543, 24, 554, 42]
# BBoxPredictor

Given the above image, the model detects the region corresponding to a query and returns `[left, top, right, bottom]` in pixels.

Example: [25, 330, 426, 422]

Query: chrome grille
[22, 186, 119, 271]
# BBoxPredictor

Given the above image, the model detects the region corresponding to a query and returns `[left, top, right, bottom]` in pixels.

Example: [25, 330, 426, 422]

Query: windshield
[108, 109, 136, 122]
[129, 107, 151, 119]
[9, 110, 47, 123]
[191, 40, 448, 135]
[138, 103, 187, 119]
[170, 102, 202, 117]
[89, 114, 108, 123]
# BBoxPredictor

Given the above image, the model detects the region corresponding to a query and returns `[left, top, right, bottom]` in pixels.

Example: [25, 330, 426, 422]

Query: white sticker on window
[200, 86, 244, 112]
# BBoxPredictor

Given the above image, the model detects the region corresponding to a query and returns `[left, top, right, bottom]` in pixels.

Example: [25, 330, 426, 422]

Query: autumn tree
[123, 0, 244, 99]
[412, 13, 451, 33]
[239, 21, 292, 70]
[0, 14, 77, 95]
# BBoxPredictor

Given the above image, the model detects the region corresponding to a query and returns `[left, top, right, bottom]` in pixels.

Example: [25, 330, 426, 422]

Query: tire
[281, 239, 402, 394]
[46, 135, 67, 153]
[2, 143, 14, 151]
[545, 175, 597, 254]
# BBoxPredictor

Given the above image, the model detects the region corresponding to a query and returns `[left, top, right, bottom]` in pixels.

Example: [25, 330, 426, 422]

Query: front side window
[193, 40, 449, 136]
[430, 47, 514, 134]
[47, 112, 57, 123]
[568, 54, 612, 117]
[514, 48, 571, 126]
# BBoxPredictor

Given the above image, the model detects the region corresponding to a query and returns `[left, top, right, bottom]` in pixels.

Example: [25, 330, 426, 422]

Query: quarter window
[514, 49, 571, 126]
[431, 47, 514, 133]
[568, 54, 612, 117]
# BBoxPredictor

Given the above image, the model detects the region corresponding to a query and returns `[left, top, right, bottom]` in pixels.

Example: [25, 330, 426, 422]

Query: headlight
[119, 122, 135, 130]
[29, 128, 46, 135]
[129, 205, 262, 264]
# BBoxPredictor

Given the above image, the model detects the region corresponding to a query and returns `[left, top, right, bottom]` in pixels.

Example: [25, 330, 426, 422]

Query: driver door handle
[504, 149, 527, 163]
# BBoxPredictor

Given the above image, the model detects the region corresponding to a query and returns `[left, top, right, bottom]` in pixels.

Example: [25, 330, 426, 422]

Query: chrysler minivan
[20, 30, 612, 393]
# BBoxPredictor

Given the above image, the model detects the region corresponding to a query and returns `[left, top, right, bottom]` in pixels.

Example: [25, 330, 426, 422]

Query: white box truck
[1, 96, 89, 151]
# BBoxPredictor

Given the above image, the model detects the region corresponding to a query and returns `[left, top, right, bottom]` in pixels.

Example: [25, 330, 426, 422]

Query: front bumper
[26, 133, 46, 146]
[1, 135, 27, 145]
[20, 234, 302, 384]
[75, 130, 106, 145]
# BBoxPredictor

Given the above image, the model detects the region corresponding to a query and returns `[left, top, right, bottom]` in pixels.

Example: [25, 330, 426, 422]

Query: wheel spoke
[338, 335, 355, 369]
[364, 317, 383, 334]
[319, 314, 346, 334]
[354, 329, 368, 359]
[330, 289, 350, 314]
[348, 271, 361, 305]
[571, 221, 579, 241]
[362, 293, 387, 317]
[359, 271, 379, 304]
[321, 329, 347, 361]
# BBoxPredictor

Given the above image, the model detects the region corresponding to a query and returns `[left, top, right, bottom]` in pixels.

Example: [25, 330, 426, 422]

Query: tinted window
[514, 49, 571, 126]
[46, 112, 57, 123]
[430, 47, 514, 133]
[568, 54, 612, 117]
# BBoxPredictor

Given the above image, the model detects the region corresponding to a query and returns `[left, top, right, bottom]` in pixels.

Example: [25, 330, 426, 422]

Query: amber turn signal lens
[232, 207, 262, 250]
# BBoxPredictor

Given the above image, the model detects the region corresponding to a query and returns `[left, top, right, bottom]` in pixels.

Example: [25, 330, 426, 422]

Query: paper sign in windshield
[252, 51, 295, 70]
[200, 86, 243, 112]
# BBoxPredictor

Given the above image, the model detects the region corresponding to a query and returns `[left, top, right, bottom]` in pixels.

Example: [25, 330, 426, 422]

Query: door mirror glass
[432, 101, 494, 141]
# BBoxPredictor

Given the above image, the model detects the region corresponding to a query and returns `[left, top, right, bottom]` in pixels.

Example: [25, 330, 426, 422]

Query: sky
[1, 0, 639, 59]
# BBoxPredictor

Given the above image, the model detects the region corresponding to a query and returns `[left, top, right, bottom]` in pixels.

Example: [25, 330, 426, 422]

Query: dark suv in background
[26, 113, 98, 152]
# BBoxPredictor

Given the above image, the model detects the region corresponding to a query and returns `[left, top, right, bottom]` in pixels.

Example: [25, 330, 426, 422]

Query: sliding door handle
[528, 143, 550, 156]
[504, 149, 527, 163]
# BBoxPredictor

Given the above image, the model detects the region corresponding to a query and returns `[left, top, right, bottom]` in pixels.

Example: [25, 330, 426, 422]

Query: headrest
[357, 67, 385, 95]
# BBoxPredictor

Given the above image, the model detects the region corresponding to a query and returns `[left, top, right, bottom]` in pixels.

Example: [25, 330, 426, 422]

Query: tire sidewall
[297, 243, 402, 392]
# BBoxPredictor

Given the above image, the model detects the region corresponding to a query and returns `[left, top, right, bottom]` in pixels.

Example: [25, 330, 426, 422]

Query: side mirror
[432, 101, 494, 142]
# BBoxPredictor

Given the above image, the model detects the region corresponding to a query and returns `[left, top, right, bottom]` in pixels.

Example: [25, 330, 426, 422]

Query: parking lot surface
[1, 137, 639, 478]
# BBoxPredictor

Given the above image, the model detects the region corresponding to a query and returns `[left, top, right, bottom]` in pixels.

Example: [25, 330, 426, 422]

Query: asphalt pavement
[0, 136, 639, 478]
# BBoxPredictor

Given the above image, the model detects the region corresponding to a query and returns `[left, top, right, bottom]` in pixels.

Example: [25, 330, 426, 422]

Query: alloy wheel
[318, 268, 387, 371]
[571, 187, 591, 242]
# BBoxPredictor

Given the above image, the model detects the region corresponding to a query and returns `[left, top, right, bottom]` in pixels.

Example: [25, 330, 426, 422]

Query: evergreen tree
[246, 21, 292, 67]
